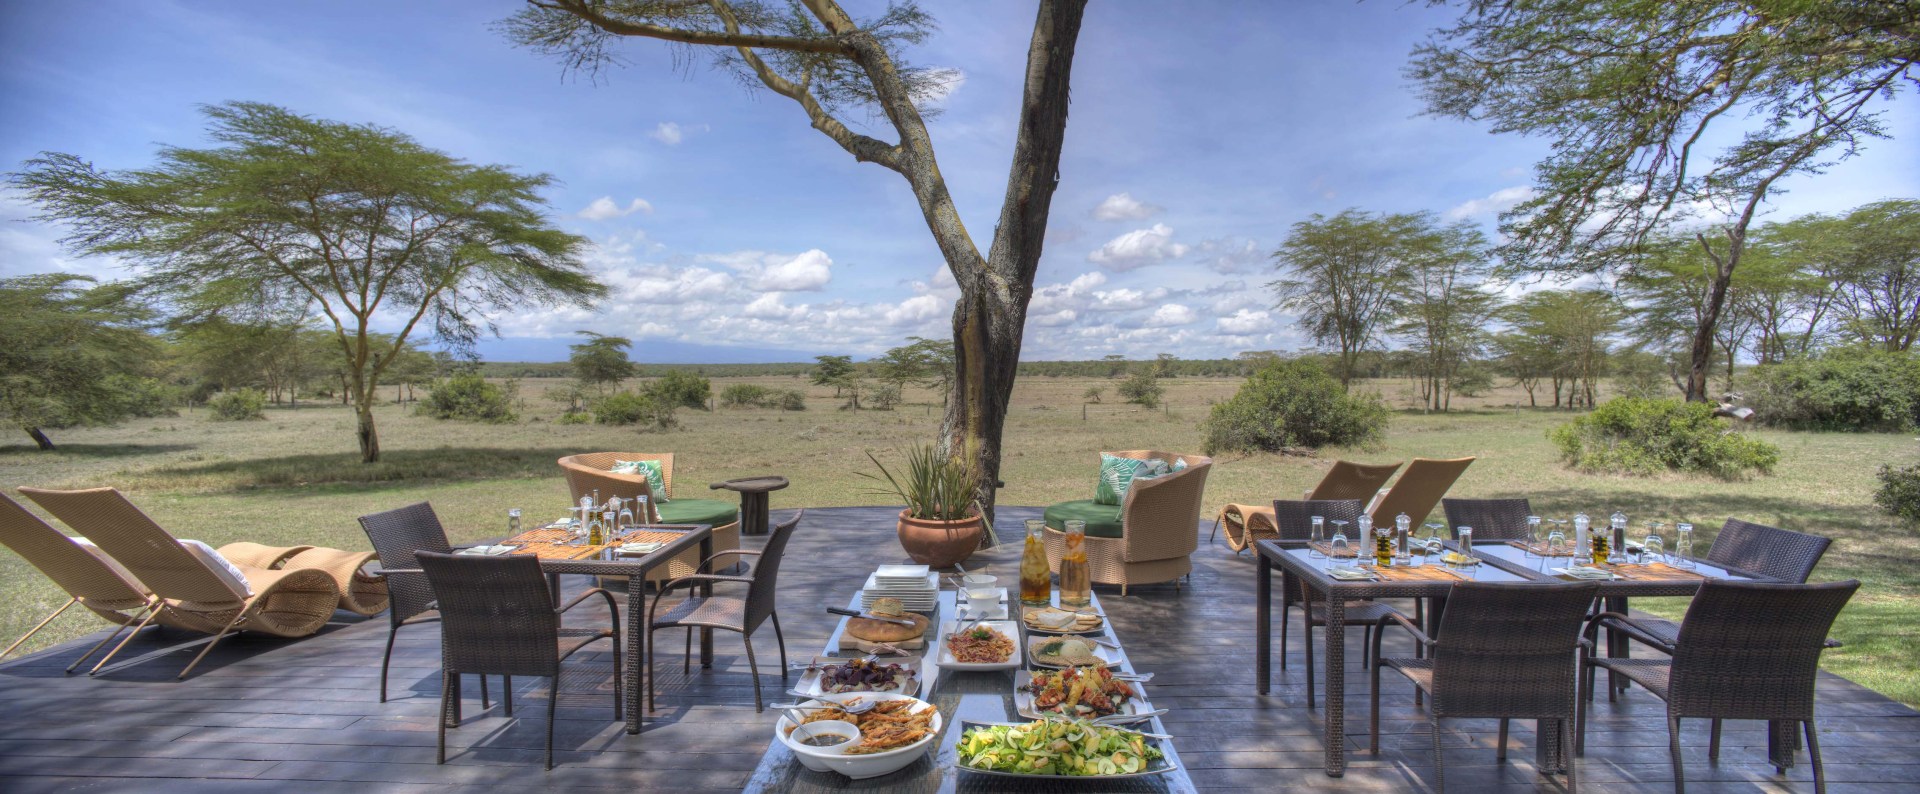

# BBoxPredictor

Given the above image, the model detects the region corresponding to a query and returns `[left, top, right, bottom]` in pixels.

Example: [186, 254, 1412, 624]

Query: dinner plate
[954, 720, 1179, 780]
[1027, 635, 1126, 669]
[1020, 607, 1106, 635]
[934, 620, 1022, 671]
[1012, 669, 1152, 721]
[794, 657, 922, 698]
[1553, 567, 1619, 580]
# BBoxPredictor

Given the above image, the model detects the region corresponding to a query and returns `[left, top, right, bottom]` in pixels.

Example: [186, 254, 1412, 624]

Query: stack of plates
[861, 564, 938, 612]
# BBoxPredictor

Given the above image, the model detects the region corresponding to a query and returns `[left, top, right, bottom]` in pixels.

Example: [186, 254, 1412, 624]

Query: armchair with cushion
[1043, 450, 1211, 596]
[556, 452, 739, 582]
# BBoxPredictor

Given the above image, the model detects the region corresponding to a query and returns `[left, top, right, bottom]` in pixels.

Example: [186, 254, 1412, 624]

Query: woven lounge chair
[1578, 580, 1859, 793]
[556, 452, 740, 582]
[416, 550, 621, 771]
[1270, 498, 1402, 710]
[1371, 580, 1601, 792]
[1302, 459, 1403, 501]
[648, 510, 801, 713]
[0, 492, 155, 671]
[1044, 451, 1212, 596]
[21, 487, 339, 678]
[1440, 497, 1533, 541]
[1367, 456, 1475, 527]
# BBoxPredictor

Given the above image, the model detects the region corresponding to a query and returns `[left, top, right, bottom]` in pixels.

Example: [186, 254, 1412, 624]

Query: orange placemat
[1374, 564, 1470, 582]
[1309, 541, 1360, 558]
[613, 529, 689, 546]
[1602, 562, 1707, 582]
[509, 541, 608, 560]
[509, 527, 578, 544]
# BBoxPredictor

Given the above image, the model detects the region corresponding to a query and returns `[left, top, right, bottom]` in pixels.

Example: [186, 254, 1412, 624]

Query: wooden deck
[1, 506, 1915, 792]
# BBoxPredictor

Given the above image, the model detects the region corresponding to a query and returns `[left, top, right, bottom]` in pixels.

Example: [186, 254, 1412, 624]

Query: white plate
[775, 692, 942, 779]
[865, 572, 939, 592]
[1013, 668, 1151, 720]
[958, 600, 1009, 620]
[1027, 635, 1126, 669]
[874, 564, 931, 579]
[794, 657, 922, 698]
[935, 620, 1022, 671]
[1020, 607, 1106, 635]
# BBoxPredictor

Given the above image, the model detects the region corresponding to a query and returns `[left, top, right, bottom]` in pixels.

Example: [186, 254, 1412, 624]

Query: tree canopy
[0, 274, 161, 449]
[570, 331, 637, 387]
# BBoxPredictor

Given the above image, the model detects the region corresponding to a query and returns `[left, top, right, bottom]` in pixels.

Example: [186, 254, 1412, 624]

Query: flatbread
[845, 612, 929, 644]
[1029, 637, 1104, 667]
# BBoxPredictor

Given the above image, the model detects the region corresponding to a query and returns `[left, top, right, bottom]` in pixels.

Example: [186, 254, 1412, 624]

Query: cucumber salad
[956, 720, 1162, 776]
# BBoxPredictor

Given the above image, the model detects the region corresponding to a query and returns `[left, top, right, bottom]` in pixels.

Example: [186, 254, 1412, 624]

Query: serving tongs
[827, 606, 916, 626]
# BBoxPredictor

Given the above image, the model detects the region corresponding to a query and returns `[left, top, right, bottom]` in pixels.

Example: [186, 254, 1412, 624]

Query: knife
[826, 606, 917, 626]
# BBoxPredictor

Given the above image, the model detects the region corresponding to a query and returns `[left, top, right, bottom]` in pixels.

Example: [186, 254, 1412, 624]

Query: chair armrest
[698, 548, 761, 567]
[558, 587, 621, 629]
[1583, 611, 1677, 656]
[655, 573, 754, 596]
[1381, 610, 1436, 648]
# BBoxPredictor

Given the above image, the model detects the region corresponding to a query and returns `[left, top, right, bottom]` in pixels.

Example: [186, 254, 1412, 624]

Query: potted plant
[862, 443, 985, 567]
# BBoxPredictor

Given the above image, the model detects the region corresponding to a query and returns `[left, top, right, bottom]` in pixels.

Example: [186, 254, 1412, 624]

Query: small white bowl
[785, 719, 861, 771]
[960, 574, 997, 587]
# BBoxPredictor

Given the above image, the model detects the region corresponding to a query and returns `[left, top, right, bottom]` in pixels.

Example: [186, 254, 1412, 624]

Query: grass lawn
[4, 374, 1915, 706]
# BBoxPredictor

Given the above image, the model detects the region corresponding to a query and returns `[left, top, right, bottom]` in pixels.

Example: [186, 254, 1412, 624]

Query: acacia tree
[503, 0, 1088, 516]
[1827, 199, 1920, 351]
[1268, 209, 1428, 388]
[1411, 0, 1916, 401]
[10, 102, 604, 462]
[0, 274, 159, 449]
[1391, 220, 1498, 412]
[570, 331, 637, 391]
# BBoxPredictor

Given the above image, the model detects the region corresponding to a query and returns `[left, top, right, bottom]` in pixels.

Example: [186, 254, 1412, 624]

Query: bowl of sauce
[784, 719, 862, 767]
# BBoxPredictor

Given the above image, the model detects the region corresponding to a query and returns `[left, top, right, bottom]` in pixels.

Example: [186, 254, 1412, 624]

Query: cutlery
[826, 606, 916, 626]
[1109, 671, 1154, 683]
[1093, 708, 1168, 724]
[774, 695, 879, 715]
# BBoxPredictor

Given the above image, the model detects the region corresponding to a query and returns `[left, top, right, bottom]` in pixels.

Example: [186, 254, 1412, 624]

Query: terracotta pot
[895, 509, 985, 568]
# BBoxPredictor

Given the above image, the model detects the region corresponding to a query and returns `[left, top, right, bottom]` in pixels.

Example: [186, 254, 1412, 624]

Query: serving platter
[774, 692, 943, 780]
[1026, 635, 1126, 669]
[953, 719, 1179, 780]
[933, 619, 1022, 671]
[1012, 668, 1152, 721]
[793, 657, 923, 698]
[1019, 606, 1106, 635]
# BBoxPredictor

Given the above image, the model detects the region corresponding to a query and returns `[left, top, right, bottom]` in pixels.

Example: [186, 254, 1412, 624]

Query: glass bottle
[1590, 526, 1611, 566]
[1392, 513, 1411, 566]
[1454, 526, 1474, 568]
[1356, 515, 1375, 566]
[1020, 519, 1052, 606]
[635, 494, 651, 525]
[1526, 515, 1543, 552]
[1059, 520, 1091, 607]
[1373, 515, 1394, 567]
[589, 510, 608, 546]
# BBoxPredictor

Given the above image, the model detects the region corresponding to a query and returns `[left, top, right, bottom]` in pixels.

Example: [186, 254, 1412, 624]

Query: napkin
[618, 541, 666, 555]
[456, 545, 516, 556]
[1554, 566, 1615, 580]
[1327, 567, 1379, 580]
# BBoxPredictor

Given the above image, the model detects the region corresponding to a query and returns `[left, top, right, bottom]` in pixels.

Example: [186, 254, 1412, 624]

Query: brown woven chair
[1270, 498, 1401, 710]
[415, 550, 621, 771]
[1440, 497, 1533, 541]
[1370, 580, 1601, 792]
[1577, 580, 1859, 793]
[556, 452, 740, 583]
[0, 492, 154, 671]
[1367, 456, 1475, 526]
[359, 502, 502, 707]
[1044, 451, 1212, 596]
[647, 510, 802, 713]
[21, 487, 339, 679]
[1302, 459, 1403, 501]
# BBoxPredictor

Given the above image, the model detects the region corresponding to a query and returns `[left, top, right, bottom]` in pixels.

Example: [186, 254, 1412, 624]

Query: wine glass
[1307, 516, 1326, 558]
[1327, 520, 1350, 566]
[1524, 515, 1543, 557]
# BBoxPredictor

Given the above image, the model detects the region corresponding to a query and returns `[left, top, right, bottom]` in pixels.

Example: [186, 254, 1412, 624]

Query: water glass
[1327, 520, 1351, 566]
[1546, 523, 1569, 557]
[508, 508, 521, 538]
[1641, 532, 1665, 566]
[1674, 523, 1695, 569]
[1308, 515, 1326, 558]
[1525, 515, 1543, 556]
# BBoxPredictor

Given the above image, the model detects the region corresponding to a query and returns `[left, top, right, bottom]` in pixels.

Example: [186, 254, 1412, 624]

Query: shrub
[110, 375, 180, 418]
[207, 388, 266, 421]
[648, 370, 711, 410]
[1199, 358, 1389, 454]
[867, 382, 902, 410]
[720, 383, 771, 407]
[1118, 371, 1163, 408]
[1877, 462, 1920, 524]
[592, 390, 677, 430]
[1612, 350, 1673, 400]
[1739, 350, 1920, 432]
[1549, 397, 1778, 479]
[419, 374, 518, 424]
[555, 410, 592, 425]
[776, 389, 807, 411]
[1082, 386, 1104, 403]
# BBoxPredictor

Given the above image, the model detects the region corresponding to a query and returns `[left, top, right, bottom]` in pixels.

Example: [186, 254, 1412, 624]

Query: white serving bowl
[775, 692, 943, 780]
[961, 574, 997, 587]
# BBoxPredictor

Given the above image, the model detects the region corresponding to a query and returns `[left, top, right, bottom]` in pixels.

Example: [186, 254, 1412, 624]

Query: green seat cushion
[655, 498, 738, 528]
[1043, 500, 1125, 539]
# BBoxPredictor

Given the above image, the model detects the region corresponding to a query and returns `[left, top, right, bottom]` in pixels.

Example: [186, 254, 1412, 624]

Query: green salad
[956, 720, 1163, 776]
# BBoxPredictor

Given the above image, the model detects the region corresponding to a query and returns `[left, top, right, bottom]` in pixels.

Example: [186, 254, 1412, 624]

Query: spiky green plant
[861, 443, 977, 521]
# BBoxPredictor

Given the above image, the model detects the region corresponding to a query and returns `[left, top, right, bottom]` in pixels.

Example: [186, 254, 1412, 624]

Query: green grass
[4, 375, 1916, 705]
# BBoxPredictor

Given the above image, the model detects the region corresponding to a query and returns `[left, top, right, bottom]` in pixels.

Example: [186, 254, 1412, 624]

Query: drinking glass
[1422, 522, 1446, 561]
[1327, 520, 1351, 566]
[1641, 530, 1665, 566]
[1546, 522, 1569, 558]
[1525, 515, 1543, 557]
[507, 508, 522, 539]
[1673, 522, 1695, 569]
[1308, 515, 1326, 558]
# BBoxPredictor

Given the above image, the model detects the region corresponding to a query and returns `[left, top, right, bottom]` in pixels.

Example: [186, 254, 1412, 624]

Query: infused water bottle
[1020, 519, 1053, 606]
[1059, 520, 1092, 607]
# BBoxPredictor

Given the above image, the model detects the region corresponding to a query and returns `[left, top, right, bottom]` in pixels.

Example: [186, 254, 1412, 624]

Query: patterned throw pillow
[612, 459, 670, 502]
[1094, 454, 1144, 505]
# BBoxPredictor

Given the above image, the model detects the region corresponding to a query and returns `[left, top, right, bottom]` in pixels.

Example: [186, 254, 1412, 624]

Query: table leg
[1257, 552, 1271, 696]
[699, 534, 714, 667]
[740, 491, 769, 536]
[626, 577, 646, 734]
[1605, 595, 1629, 695]
[1323, 595, 1346, 777]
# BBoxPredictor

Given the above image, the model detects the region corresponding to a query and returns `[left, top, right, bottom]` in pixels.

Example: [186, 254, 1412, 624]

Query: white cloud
[1446, 185, 1535, 221]
[1217, 308, 1271, 335]
[1140, 303, 1198, 328]
[578, 196, 654, 221]
[1091, 288, 1166, 312]
[921, 68, 966, 105]
[652, 122, 685, 145]
[1087, 223, 1189, 271]
[1197, 237, 1265, 275]
[885, 294, 945, 325]
[1028, 309, 1077, 327]
[702, 249, 834, 292]
[741, 292, 808, 321]
[1091, 192, 1164, 222]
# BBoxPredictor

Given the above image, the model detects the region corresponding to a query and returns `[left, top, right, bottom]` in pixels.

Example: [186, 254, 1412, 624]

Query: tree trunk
[1685, 234, 1739, 403]
[355, 401, 380, 463]
[26, 427, 54, 450]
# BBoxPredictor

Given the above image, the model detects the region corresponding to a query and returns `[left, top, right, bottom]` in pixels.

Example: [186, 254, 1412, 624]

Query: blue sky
[3, 1, 1914, 363]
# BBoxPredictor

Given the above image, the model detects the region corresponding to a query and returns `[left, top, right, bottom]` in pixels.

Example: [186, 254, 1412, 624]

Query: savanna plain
[4, 374, 1914, 707]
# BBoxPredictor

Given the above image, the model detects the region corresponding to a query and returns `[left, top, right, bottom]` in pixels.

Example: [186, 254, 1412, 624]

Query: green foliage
[208, 388, 267, 421]
[591, 390, 677, 430]
[1876, 463, 1920, 524]
[648, 370, 711, 410]
[570, 331, 636, 386]
[1117, 371, 1163, 409]
[1199, 359, 1389, 455]
[555, 410, 592, 425]
[860, 443, 976, 521]
[1740, 351, 1920, 433]
[867, 382, 902, 410]
[1082, 386, 1104, 403]
[0, 273, 160, 448]
[420, 374, 519, 424]
[113, 376, 181, 418]
[1447, 364, 1494, 398]
[1549, 397, 1779, 479]
[775, 389, 807, 411]
[720, 384, 771, 407]
[1612, 350, 1674, 400]
[1268, 209, 1427, 387]
[811, 355, 856, 394]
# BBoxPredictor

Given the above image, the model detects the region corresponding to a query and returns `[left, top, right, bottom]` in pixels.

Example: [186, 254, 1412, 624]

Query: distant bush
[1877, 463, 1920, 524]
[867, 382, 902, 410]
[1739, 351, 1920, 432]
[1612, 351, 1673, 400]
[775, 389, 807, 411]
[720, 384, 771, 407]
[1118, 371, 1163, 409]
[593, 390, 677, 430]
[1082, 386, 1104, 403]
[419, 374, 518, 424]
[1448, 365, 1494, 398]
[555, 410, 591, 425]
[1550, 397, 1778, 479]
[1200, 359, 1389, 454]
[207, 388, 266, 421]
[111, 375, 180, 418]
[648, 370, 711, 410]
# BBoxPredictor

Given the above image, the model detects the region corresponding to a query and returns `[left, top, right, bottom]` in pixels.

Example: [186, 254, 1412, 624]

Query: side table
[709, 475, 789, 536]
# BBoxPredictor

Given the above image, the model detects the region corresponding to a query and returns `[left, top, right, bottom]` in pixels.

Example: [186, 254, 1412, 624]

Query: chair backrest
[1368, 456, 1475, 526]
[415, 550, 560, 678]
[1269, 499, 1366, 541]
[558, 452, 675, 501]
[357, 502, 452, 624]
[1668, 580, 1858, 720]
[743, 510, 804, 631]
[1707, 518, 1830, 583]
[1109, 450, 1212, 561]
[1441, 498, 1532, 541]
[1429, 581, 1600, 719]
[0, 492, 148, 609]
[21, 487, 245, 606]
[1307, 460, 1403, 501]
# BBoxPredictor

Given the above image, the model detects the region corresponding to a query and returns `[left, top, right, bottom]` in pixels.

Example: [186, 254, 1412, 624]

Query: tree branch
[541, 0, 854, 55]
[707, 0, 902, 170]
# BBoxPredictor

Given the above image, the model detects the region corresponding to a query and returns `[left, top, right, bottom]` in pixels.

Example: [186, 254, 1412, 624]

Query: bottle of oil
[589, 510, 608, 546]
[1374, 519, 1394, 567]
[1019, 519, 1052, 606]
[1590, 530, 1610, 567]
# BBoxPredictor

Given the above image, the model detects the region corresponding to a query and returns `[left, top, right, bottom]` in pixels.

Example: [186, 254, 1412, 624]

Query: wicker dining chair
[415, 550, 621, 771]
[647, 510, 802, 713]
[1302, 460, 1403, 501]
[358, 502, 495, 708]
[1577, 580, 1859, 793]
[1270, 498, 1402, 710]
[1370, 580, 1602, 792]
[1708, 518, 1832, 585]
[1441, 498, 1533, 541]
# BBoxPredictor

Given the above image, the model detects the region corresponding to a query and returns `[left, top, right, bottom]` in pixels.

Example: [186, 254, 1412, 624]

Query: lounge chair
[0, 492, 154, 671]
[1366, 456, 1475, 527]
[556, 452, 740, 582]
[1043, 450, 1212, 596]
[1301, 460, 1403, 501]
[21, 487, 340, 678]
